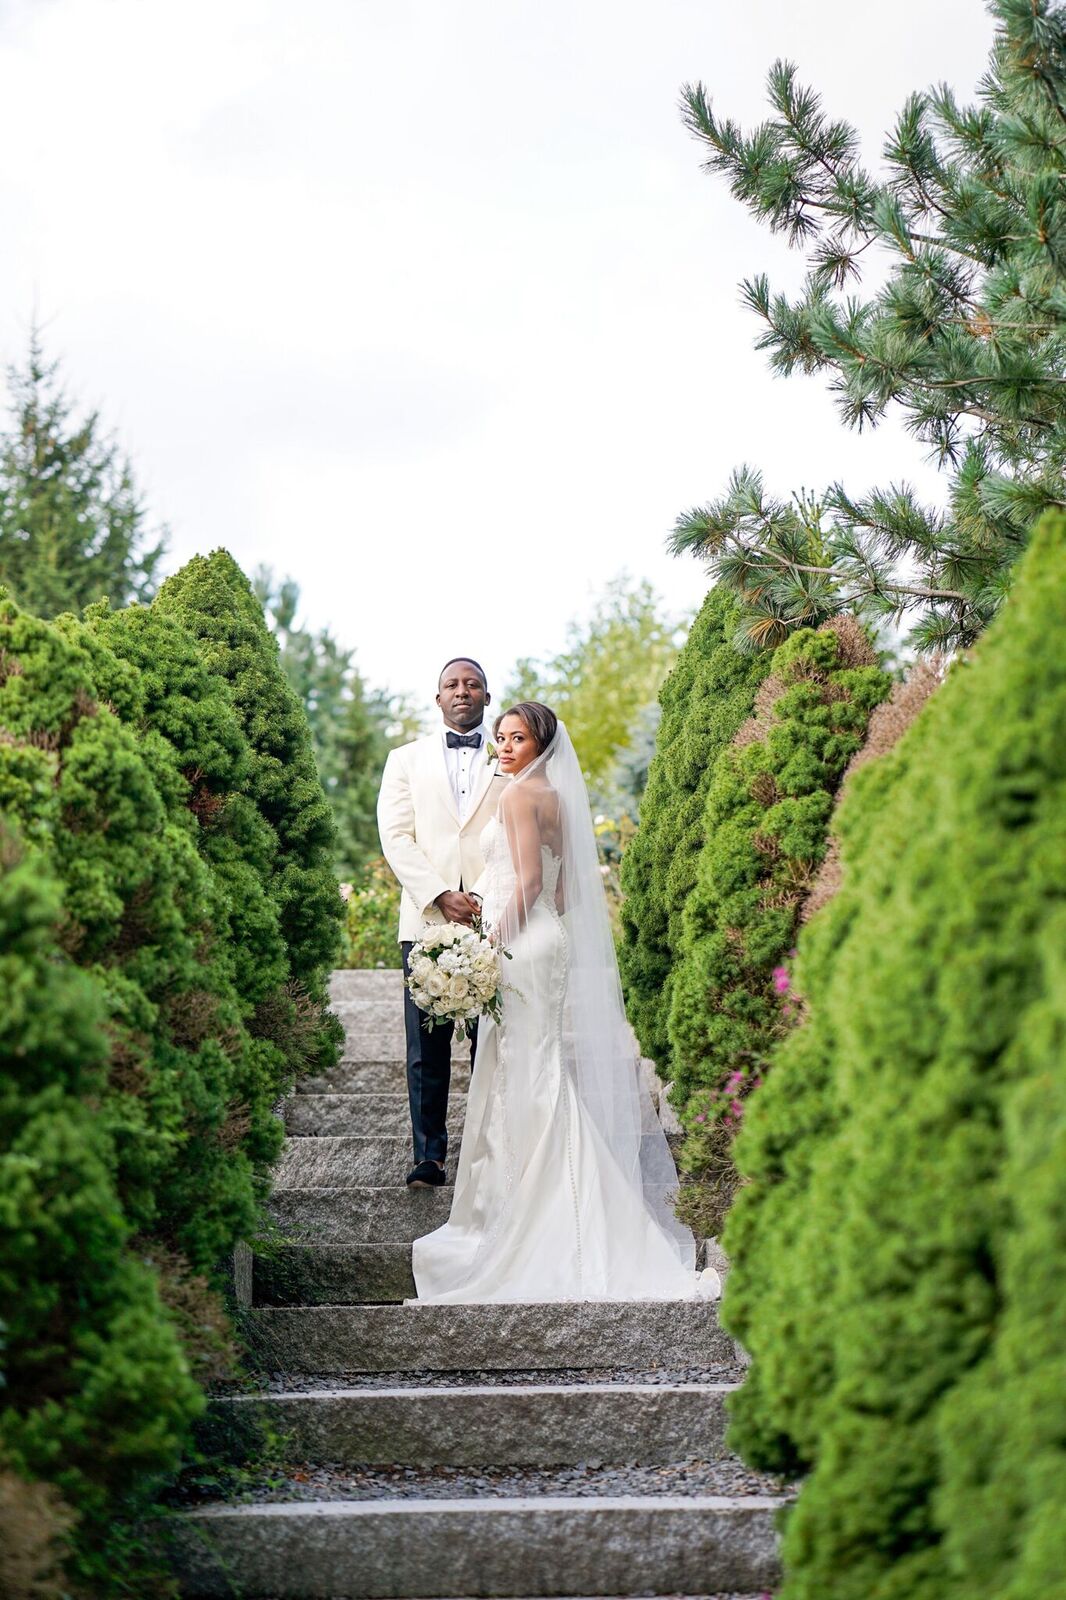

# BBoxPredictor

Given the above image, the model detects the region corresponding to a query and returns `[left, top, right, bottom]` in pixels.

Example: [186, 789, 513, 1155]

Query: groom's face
[437, 663, 489, 731]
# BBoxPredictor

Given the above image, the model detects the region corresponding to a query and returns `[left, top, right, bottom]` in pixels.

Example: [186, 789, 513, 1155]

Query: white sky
[0, 0, 995, 713]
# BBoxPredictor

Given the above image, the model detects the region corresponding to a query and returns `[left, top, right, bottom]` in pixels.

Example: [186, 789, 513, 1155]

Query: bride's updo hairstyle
[494, 701, 558, 755]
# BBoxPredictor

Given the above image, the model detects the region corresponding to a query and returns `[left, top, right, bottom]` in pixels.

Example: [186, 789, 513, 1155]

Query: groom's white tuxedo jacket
[377, 731, 508, 943]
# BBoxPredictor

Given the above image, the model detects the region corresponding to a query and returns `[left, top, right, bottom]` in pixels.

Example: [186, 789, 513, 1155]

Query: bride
[411, 701, 720, 1305]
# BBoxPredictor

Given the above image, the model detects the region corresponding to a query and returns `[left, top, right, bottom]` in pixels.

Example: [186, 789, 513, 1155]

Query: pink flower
[695, 1113, 707, 1124]
[772, 965, 791, 994]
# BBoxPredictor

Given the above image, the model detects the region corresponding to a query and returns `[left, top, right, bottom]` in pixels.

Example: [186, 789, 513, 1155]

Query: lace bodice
[479, 815, 562, 924]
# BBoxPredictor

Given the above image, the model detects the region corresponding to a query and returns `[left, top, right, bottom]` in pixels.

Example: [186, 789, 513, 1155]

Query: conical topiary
[722, 510, 1066, 1600]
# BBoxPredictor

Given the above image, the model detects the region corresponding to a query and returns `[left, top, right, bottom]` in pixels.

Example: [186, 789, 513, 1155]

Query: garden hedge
[666, 617, 890, 1222]
[721, 511, 1066, 1600]
[0, 551, 342, 1593]
[619, 587, 768, 1065]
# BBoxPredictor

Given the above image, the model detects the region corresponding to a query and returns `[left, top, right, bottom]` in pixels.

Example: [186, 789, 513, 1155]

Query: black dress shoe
[406, 1159, 446, 1188]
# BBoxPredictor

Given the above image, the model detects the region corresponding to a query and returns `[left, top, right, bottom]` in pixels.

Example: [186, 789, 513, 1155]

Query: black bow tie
[446, 730, 482, 750]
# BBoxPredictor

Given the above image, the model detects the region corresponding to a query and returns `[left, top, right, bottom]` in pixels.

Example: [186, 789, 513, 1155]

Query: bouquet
[405, 914, 510, 1039]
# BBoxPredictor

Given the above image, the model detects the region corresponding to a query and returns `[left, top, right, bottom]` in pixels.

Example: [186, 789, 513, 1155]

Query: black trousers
[401, 940, 478, 1166]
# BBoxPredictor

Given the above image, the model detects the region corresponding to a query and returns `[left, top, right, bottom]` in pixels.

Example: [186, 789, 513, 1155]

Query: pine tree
[0, 334, 164, 617]
[674, 0, 1066, 651]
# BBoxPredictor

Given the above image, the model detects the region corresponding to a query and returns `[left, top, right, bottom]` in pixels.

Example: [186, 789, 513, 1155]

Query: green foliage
[677, 0, 1066, 651]
[0, 333, 164, 618]
[340, 857, 403, 970]
[618, 587, 769, 1065]
[0, 834, 200, 1594]
[0, 549, 345, 1592]
[506, 574, 682, 789]
[155, 551, 345, 1039]
[722, 511, 1066, 1599]
[668, 618, 890, 1130]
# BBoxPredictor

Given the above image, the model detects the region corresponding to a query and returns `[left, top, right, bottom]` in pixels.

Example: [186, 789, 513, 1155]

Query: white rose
[413, 958, 434, 982]
[424, 970, 446, 998]
[450, 974, 470, 1002]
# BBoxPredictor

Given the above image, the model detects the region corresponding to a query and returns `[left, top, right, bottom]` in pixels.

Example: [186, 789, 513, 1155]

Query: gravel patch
[215, 1363, 746, 1395]
[183, 1456, 792, 1506]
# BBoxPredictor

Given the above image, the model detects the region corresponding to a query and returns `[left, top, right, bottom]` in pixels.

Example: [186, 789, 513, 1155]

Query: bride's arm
[495, 788, 543, 942]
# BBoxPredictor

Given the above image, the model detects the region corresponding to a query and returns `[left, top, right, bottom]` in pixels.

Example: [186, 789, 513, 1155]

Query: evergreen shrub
[156, 550, 343, 1062]
[721, 511, 1066, 1599]
[0, 550, 344, 1592]
[619, 588, 768, 1065]
[667, 618, 890, 1205]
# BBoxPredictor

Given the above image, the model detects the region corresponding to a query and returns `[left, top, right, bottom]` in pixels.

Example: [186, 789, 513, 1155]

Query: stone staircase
[166, 970, 784, 1598]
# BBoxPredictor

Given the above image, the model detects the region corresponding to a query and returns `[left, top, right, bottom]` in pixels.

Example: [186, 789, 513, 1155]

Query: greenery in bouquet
[405, 920, 509, 1039]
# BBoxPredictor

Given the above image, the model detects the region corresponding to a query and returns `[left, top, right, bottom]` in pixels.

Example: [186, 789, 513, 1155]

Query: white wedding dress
[411, 730, 720, 1306]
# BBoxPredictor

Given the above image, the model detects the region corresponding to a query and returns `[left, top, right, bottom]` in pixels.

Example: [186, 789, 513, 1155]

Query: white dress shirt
[442, 721, 487, 825]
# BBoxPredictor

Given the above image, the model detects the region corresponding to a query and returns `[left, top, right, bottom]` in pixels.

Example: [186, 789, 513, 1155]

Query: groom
[377, 658, 508, 1188]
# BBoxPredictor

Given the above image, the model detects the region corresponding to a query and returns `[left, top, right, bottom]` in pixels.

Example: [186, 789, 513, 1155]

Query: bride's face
[495, 714, 540, 776]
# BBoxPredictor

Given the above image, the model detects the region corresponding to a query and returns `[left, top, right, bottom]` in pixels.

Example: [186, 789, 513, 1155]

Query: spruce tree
[156, 552, 344, 1031]
[722, 510, 1066, 1599]
[618, 588, 769, 1065]
[0, 334, 164, 618]
[674, 0, 1066, 651]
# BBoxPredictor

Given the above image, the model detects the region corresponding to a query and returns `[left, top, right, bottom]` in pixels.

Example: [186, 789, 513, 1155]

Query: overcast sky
[0, 0, 995, 713]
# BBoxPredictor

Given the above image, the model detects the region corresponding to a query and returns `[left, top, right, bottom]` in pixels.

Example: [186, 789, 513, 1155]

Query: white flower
[438, 950, 459, 974]
[424, 970, 446, 998]
[449, 974, 470, 1002]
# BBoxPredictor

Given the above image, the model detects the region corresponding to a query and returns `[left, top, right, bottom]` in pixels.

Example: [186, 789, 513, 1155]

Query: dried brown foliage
[819, 612, 879, 670]
[0, 1464, 75, 1600]
[801, 656, 947, 923]
[731, 671, 788, 750]
[183, 766, 226, 829]
[251, 981, 325, 1077]
[163, 988, 222, 1050]
[139, 1244, 241, 1385]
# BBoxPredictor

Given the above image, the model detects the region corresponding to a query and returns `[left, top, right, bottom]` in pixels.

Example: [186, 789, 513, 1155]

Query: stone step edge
[181, 1492, 784, 1518]
[169, 1492, 780, 1594]
[215, 1380, 739, 1403]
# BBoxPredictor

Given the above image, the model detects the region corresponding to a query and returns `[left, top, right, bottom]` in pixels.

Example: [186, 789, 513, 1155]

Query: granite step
[246, 1300, 732, 1375]
[266, 1186, 451, 1244]
[298, 1059, 471, 1095]
[274, 1137, 461, 1188]
[329, 969, 404, 1003]
[166, 1493, 781, 1597]
[284, 1093, 468, 1138]
[253, 1243, 415, 1306]
[334, 1027, 473, 1064]
[202, 1381, 734, 1467]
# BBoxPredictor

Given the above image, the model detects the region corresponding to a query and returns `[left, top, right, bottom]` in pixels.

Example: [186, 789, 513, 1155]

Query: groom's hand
[434, 890, 479, 926]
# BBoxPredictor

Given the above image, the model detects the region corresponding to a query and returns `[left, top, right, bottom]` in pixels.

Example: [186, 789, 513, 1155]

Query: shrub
[0, 551, 345, 1591]
[155, 550, 344, 1034]
[619, 588, 768, 1064]
[667, 618, 890, 1202]
[0, 835, 201, 1594]
[721, 511, 1066, 1599]
[340, 857, 402, 970]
